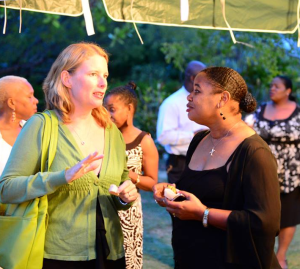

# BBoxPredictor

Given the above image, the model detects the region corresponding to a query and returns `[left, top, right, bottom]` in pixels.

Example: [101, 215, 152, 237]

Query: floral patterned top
[253, 104, 300, 193]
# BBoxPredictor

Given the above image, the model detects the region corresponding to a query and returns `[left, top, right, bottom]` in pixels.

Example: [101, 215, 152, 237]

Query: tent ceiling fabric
[0, 0, 83, 16]
[103, 0, 300, 34]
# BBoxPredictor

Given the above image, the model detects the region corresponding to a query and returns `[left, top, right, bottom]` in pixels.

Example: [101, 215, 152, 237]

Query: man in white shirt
[156, 61, 208, 183]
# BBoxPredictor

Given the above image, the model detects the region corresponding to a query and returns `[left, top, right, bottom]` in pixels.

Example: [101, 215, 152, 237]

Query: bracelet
[118, 197, 128, 205]
[134, 174, 140, 185]
[202, 207, 210, 228]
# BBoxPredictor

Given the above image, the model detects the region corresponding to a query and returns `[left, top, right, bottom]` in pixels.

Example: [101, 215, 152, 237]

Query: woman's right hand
[65, 152, 104, 183]
[153, 182, 174, 208]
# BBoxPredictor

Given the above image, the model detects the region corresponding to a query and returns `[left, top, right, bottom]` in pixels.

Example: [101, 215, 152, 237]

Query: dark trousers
[166, 154, 186, 184]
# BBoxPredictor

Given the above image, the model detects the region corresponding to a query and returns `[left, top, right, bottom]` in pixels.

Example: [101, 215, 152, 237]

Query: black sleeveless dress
[173, 134, 243, 269]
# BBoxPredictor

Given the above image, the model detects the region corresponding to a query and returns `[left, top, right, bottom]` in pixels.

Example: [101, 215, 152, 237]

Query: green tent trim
[102, 0, 300, 34]
[0, 0, 83, 16]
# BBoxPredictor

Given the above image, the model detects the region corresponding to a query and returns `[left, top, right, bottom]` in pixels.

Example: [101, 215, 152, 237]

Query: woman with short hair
[0, 75, 38, 175]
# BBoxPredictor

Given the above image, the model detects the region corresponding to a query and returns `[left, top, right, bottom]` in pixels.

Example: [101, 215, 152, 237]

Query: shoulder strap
[38, 110, 58, 172]
[126, 131, 148, 150]
[185, 130, 210, 164]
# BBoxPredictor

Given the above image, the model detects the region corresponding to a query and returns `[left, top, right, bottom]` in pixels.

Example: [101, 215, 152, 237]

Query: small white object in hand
[109, 184, 119, 196]
[164, 186, 186, 201]
[164, 188, 178, 200]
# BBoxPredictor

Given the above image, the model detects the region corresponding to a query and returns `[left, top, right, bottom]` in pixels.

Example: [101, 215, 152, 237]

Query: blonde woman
[0, 43, 138, 269]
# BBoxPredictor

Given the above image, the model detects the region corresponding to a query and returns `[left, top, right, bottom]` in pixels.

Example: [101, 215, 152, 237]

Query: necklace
[209, 120, 242, 156]
[69, 118, 92, 146]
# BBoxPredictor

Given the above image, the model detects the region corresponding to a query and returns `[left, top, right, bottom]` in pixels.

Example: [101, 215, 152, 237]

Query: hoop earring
[11, 109, 16, 122]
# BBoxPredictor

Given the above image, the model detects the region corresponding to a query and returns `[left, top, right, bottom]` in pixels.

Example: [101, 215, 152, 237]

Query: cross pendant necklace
[209, 120, 242, 157]
[209, 148, 216, 156]
[209, 135, 224, 157]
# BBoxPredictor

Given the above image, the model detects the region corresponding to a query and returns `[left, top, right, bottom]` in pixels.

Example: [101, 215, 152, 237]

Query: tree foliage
[1, 2, 300, 140]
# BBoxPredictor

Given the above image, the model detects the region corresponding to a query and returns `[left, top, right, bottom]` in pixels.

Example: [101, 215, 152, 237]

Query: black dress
[173, 165, 228, 269]
[172, 131, 281, 269]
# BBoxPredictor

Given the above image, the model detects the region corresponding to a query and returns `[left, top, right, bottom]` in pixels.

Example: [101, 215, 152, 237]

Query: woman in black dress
[153, 67, 281, 269]
[251, 76, 300, 269]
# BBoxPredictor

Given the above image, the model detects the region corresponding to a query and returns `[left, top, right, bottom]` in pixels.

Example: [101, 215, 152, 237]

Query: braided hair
[200, 67, 257, 113]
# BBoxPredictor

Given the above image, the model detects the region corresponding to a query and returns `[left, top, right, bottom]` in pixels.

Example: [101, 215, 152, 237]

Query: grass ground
[141, 171, 300, 269]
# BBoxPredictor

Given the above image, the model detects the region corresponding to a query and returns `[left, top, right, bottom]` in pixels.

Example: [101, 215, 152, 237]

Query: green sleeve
[111, 126, 132, 210]
[0, 115, 67, 204]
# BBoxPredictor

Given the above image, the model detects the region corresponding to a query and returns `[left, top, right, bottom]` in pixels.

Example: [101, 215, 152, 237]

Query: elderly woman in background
[154, 67, 281, 269]
[0, 43, 138, 269]
[249, 75, 300, 269]
[0, 75, 38, 175]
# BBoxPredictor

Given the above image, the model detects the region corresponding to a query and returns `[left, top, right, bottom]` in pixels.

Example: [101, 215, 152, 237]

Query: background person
[248, 75, 300, 269]
[0, 75, 38, 175]
[154, 67, 281, 269]
[104, 81, 159, 269]
[0, 43, 138, 269]
[156, 61, 208, 184]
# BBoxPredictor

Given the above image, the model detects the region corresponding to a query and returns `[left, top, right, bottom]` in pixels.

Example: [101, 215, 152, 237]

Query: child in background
[104, 82, 159, 269]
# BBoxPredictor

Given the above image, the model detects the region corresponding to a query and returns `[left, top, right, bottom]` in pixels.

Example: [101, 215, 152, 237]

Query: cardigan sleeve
[111, 127, 132, 211]
[0, 115, 67, 204]
[225, 146, 281, 269]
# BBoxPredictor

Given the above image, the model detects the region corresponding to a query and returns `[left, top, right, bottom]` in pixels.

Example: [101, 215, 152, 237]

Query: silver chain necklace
[209, 120, 242, 156]
[69, 118, 92, 146]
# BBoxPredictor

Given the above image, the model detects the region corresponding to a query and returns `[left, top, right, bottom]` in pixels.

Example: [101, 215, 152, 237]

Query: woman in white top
[0, 75, 38, 175]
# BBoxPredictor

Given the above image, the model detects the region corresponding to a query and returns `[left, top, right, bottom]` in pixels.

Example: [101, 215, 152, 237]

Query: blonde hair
[43, 42, 111, 127]
[0, 76, 29, 112]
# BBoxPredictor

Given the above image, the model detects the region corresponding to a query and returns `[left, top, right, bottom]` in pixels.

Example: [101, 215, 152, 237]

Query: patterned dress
[253, 104, 300, 193]
[253, 104, 300, 228]
[118, 131, 148, 269]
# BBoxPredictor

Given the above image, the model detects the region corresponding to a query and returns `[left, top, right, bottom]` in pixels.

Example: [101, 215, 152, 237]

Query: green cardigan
[0, 113, 131, 261]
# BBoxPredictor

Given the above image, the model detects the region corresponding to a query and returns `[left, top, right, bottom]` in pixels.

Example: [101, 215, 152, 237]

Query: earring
[11, 109, 16, 122]
[220, 110, 226, 120]
[217, 103, 226, 120]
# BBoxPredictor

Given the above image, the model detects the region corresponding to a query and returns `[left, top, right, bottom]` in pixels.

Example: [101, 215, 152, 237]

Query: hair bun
[127, 81, 137, 91]
[239, 92, 257, 113]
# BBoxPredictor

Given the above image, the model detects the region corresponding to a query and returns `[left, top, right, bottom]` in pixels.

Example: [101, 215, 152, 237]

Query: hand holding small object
[165, 190, 206, 221]
[109, 180, 138, 203]
[153, 182, 169, 207]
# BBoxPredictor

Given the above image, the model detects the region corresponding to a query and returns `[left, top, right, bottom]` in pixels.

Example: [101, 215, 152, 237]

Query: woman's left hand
[165, 190, 206, 221]
[118, 180, 138, 203]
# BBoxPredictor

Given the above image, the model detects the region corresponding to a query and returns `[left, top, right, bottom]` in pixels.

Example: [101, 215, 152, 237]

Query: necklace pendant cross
[209, 148, 215, 156]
